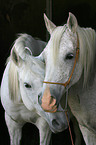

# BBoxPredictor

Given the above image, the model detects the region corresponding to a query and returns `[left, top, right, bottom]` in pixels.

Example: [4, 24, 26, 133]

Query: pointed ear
[24, 47, 32, 55]
[67, 12, 78, 33]
[11, 47, 23, 66]
[44, 13, 56, 34]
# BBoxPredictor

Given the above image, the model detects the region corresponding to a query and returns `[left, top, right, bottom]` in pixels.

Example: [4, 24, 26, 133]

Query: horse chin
[50, 124, 68, 133]
[48, 117, 68, 133]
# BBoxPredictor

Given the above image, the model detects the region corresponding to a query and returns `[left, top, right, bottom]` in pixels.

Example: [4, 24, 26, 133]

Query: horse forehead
[19, 63, 44, 82]
[60, 31, 77, 49]
[24, 60, 43, 72]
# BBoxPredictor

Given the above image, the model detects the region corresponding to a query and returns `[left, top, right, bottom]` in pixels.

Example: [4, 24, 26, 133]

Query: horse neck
[69, 58, 96, 98]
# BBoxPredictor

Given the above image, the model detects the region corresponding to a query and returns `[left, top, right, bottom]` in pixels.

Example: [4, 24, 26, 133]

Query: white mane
[77, 26, 96, 86]
[49, 25, 67, 65]
[8, 61, 21, 103]
[49, 24, 96, 86]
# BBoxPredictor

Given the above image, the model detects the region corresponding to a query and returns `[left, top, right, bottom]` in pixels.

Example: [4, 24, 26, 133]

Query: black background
[0, 0, 96, 144]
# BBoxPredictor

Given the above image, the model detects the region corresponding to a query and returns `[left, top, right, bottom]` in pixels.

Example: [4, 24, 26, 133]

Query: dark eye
[66, 53, 74, 60]
[24, 83, 31, 88]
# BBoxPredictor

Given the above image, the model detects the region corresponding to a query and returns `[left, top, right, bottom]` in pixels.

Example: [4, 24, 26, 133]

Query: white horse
[38, 13, 96, 145]
[1, 34, 68, 145]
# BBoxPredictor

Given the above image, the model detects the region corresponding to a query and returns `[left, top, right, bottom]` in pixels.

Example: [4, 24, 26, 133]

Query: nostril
[38, 92, 42, 105]
[52, 119, 59, 127]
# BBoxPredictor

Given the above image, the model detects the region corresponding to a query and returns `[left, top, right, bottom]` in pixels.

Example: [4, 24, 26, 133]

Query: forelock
[49, 25, 67, 65]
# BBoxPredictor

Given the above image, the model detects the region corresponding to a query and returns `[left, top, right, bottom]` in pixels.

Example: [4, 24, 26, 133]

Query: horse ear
[11, 47, 23, 66]
[24, 47, 32, 55]
[67, 12, 78, 33]
[44, 13, 56, 34]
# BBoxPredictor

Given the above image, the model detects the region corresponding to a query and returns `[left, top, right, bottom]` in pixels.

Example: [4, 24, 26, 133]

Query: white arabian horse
[39, 13, 96, 145]
[1, 34, 68, 145]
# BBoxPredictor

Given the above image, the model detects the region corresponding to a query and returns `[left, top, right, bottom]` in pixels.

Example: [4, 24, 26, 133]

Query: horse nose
[50, 112, 69, 133]
[52, 119, 60, 127]
[51, 118, 64, 133]
[38, 92, 42, 105]
[52, 119, 66, 130]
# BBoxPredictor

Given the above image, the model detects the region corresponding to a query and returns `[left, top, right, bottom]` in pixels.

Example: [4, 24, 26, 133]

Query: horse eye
[66, 53, 74, 60]
[24, 83, 31, 88]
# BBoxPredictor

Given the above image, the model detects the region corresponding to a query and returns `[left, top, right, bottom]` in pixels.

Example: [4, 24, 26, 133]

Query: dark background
[0, 0, 96, 144]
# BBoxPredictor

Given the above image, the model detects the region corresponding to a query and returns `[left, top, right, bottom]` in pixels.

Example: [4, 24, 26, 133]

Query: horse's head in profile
[9, 45, 68, 133]
[39, 13, 96, 113]
[9, 47, 45, 110]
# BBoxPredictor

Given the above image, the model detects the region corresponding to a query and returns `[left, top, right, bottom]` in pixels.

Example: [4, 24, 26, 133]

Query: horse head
[38, 12, 96, 116]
